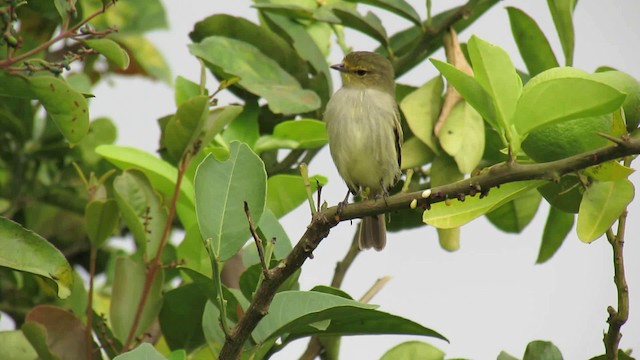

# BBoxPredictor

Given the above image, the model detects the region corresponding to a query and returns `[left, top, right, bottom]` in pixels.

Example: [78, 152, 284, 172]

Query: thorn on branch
[595, 131, 628, 146]
[244, 201, 270, 279]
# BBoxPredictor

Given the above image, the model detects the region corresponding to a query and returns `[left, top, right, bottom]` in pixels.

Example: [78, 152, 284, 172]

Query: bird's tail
[359, 214, 386, 251]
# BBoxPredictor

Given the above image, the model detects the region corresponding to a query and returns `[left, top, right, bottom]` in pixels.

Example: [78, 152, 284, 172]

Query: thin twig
[244, 201, 270, 279]
[300, 163, 317, 215]
[331, 232, 360, 288]
[359, 276, 392, 304]
[603, 158, 632, 359]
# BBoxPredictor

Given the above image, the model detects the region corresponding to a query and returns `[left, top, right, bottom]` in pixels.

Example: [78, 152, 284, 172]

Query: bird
[324, 51, 403, 251]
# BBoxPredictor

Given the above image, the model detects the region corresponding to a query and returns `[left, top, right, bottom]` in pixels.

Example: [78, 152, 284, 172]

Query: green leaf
[260, 12, 332, 105]
[0, 71, 35, 98]
[21, 323, 57, 360]
[0, 330, 38, 359]
[507, 7, 559, 76]
[0, 217, 73, 299]
[401, 136, 435, 169]
[53, 0, 72, 21]
[380, 341, 445, 360]
[585, 161, 635, 182]
[591, 70, 640, 131]
[110, 256, 164, 344]
[266, 174, 327, 218]
[257, 208, 293, 259]
[430, 154, 463, 187]
[87, 0, 168, 34]
[467, 35, 522, 129]
[159, 284, 207, 351]
[174, 76, 202, 107]
[161, 95, 210, 162]
[437, 227, 460, 252]
[424, 180, 545, 229]
[486, 189, 542, 233]
[252, 291, 446, 344]
[330, 6, 388, 45]
[513, 68, 626, 136]
[194, 142, 267, 260]
[538, 176, 582, 213]
[96, 145, 196, 228]
[537, 206, 574, 264]
[114, 343, 167, 360]
[189, 36, 320, 115]
[220, 101, 259, 148]
[113, 35, 172, 84]
[523, 340, 563, 360]
[400, 76, 444, 152]
[77, 117, 118, 165]
[202, 301, 225, 353]
[546, 0, 576, 66]
[239, 260, 299, 301]
[28, 76, 90, 144]
[498, 351, 520, 360]
[430, 60, 497, 129]
[189, 14, 312, 92]
[438, 101, 485, 173]
[590, 350, 636, 360]
[521, 114, 612, 163]
[252, 3, 316, 19]
[84, 199, 119, 247]
[82, 38, 130, 69]
[577, 179, 634, 243]
[342, 0, 421, 25]
[254, 119, 327, 153]
[113, 170, 168, 260]
[177, 224, 210, 277]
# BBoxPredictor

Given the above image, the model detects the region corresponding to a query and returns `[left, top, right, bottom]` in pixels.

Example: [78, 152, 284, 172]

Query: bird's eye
[355, 69, 368, 76]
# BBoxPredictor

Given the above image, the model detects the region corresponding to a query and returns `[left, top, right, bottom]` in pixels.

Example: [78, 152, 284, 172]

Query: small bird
[324, 51, 403, 251]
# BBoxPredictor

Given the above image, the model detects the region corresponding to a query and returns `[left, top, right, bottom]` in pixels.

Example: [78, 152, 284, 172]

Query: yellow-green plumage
[324, 51, 403, 251]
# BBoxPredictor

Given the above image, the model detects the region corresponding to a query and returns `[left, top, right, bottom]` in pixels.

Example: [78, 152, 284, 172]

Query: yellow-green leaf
[424, 180, 545, 229]
[577, 179, 634, 242]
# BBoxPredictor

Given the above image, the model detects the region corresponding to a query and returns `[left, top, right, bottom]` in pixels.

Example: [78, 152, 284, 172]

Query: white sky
[76, 1, 640, 359]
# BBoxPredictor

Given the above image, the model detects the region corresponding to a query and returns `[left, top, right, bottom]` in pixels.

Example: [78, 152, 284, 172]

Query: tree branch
[218, 137, 640, 359]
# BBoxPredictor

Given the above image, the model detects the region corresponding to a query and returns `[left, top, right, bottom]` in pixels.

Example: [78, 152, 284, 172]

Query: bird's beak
[330, 63, 348, 73]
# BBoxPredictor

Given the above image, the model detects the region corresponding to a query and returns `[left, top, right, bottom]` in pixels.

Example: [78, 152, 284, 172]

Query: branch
[244, 201, 269, 279]
[359, 276, 392, 304]
[218, 137, 640, 359]
[603, 159, 632, 359]
[0, 1, 115, 68]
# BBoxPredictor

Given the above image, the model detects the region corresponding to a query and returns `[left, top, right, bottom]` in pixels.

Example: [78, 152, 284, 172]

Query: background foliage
[0, 0, 638, 359]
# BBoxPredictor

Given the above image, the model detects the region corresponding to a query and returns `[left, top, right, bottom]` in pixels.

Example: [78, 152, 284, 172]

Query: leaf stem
[208, 245, 231, 336]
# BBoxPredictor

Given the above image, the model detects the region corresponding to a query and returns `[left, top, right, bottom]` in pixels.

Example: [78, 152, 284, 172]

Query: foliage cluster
[0, 0, 637, 359]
